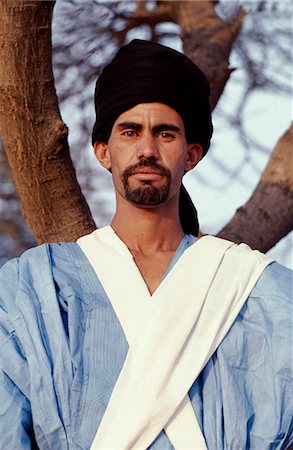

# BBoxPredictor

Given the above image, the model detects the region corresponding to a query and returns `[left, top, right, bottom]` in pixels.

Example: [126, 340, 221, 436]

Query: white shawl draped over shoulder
[77, 226, 271, 450]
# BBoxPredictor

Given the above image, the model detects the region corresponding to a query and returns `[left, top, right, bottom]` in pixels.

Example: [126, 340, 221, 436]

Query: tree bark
[1, 1, 292, 253]
[168, 0, 293, 249]
[0, 1, 95, 244]
[218, 123, 293, 252]
[169, 0, 245, 109]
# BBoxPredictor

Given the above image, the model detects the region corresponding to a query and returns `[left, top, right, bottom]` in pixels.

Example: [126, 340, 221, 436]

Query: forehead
[112, 102, 185, 129]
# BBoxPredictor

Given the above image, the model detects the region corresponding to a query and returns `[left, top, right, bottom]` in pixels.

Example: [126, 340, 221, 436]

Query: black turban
[92, 39, 213, 154]
[92, 39, 213, 236]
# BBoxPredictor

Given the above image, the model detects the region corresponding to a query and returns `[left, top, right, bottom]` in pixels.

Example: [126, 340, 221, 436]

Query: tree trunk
[169, 0, 245, 109]
[218, 123, 293, 251]
[0, 1, 95, 244]
[1, 1, 292, 252]
[168, 0, 293, 249]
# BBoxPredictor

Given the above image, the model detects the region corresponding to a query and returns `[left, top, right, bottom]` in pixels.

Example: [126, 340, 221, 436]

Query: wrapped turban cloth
[92, 39, 213, 235]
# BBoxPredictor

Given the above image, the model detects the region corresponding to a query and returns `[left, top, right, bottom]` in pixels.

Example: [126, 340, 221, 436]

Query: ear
[184, 143, 203, 172]
[94, 141, 111, 170]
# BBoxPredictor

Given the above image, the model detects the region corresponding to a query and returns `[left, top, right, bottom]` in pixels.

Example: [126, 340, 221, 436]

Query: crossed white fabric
[77, 226, 271, 450]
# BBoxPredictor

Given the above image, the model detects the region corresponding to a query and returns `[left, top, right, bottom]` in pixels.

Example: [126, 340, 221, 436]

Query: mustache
[122, 158, 171, 181]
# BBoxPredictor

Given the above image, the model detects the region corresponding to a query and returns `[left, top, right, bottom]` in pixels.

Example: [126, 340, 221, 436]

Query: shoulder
[252, 261, 292, 299]
[1, 241, 84, 271]
[234, 261, 292, 327]
[0, 245, 48, 298]
[0, 241, 98, 345]
[224, 261, 292, 367]
[0, 242, 84, 305]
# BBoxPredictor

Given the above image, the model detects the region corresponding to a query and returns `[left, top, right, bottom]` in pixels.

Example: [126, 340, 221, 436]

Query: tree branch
[132, 1, 173, 24]
[169, 0, 246, 109]
[218, 123, 293, 251]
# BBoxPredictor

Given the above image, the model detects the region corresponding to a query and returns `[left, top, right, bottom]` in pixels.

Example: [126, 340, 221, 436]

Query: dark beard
[122, 159, 171, 206]
[124, 182, 170, 205]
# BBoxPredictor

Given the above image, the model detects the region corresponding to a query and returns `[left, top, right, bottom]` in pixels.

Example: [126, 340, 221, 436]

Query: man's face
[94, 103, 202, 208]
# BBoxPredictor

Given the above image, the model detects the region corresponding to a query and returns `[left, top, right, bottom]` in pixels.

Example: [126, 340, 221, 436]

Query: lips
[122, 159, 171, 184]
[132, 167, 163, 175]
[131, 168, 164, 181]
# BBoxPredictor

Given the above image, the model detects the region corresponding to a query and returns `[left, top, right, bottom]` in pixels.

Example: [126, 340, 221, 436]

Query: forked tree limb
[125, 0, 244, 109]
[169, 1, 292, 249]
[169, 0, 246, 109]
[0, 1, 291, 252]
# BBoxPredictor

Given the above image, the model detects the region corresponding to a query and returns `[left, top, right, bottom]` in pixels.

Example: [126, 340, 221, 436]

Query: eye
[158, 132, 175, 141]
[121, 130, 137, 137]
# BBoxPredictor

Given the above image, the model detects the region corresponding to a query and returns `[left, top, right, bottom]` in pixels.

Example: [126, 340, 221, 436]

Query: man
[0, 40, 292, 450]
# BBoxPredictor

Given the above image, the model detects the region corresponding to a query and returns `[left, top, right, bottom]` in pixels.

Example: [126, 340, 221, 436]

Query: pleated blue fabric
[0, 236, 292, 449]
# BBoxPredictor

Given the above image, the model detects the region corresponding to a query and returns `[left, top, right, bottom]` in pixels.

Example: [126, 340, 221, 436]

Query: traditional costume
[0, 227, 292, 449]
[1, 40, 292, 449]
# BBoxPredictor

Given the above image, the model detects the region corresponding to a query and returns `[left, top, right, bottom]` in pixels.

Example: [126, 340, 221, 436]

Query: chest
[131, 251, 175, 295]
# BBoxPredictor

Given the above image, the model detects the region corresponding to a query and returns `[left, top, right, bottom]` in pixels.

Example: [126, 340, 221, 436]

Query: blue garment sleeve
[197, 262, 293, 450]
[0, 245, 73, 450]
[0, 258, 34, 449]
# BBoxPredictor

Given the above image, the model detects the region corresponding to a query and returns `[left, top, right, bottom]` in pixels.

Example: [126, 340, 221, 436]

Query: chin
[125, 184, 170, 206]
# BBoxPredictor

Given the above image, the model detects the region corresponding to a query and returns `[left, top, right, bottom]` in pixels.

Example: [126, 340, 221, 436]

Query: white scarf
[77, 226, 271, 450]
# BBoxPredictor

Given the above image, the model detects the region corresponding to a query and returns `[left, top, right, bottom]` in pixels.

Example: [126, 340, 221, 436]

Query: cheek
[111, 163, 123, 184]
[171, 156, 186, 177]
[168, 163, 185, 194]
[111, 158, 127, 180]
[107, 141, 133, 168]
[109, 154, 130, 189]
[111, 167, 125, 196]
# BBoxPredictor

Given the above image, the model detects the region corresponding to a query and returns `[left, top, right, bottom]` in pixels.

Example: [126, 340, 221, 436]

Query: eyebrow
[116, 121, 142, 131]
[116, 121, 182, 134]
[152, 123, 182, 134]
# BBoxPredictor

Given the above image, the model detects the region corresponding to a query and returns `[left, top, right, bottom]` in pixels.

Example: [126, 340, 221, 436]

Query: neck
[111, 195, 185, 254]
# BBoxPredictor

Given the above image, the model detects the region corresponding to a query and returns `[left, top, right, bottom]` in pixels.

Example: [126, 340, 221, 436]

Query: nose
[135, 133, 160, 160]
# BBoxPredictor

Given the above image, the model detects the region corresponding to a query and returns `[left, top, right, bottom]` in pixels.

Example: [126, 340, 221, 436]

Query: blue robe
[0, 236, 292, 449]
